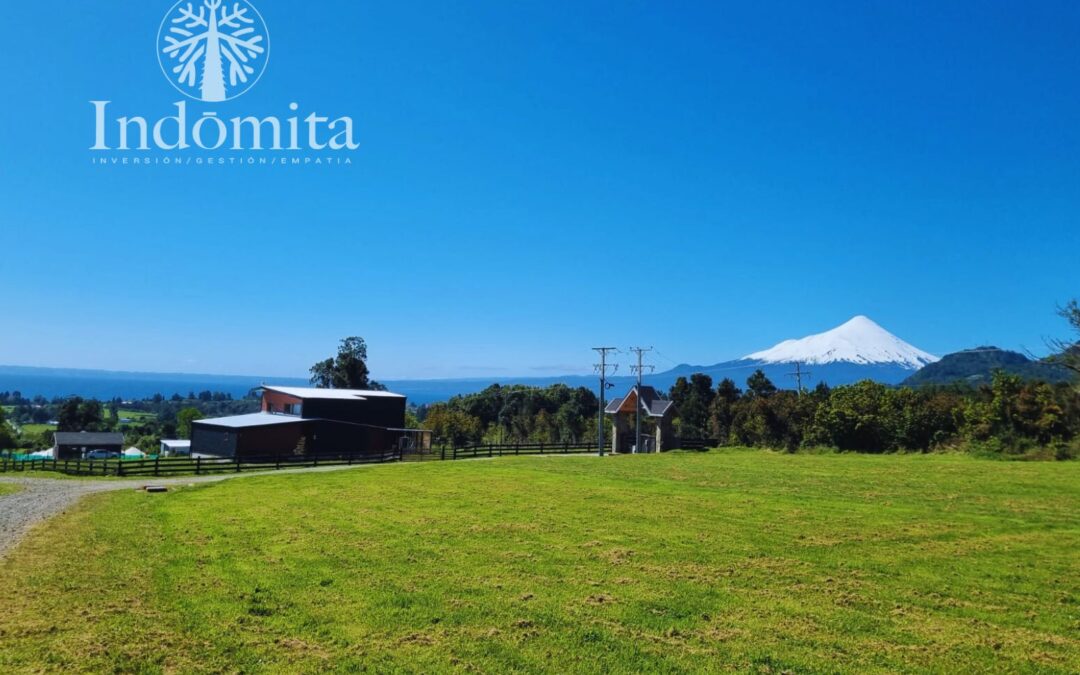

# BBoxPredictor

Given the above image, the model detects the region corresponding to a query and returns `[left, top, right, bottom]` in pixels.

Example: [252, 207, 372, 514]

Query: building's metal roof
[262, 385, 405, 400]
[603, 385, 676, 418]
[160, 440, 192, 448]
[192, 413, 307, 429]
[54, 432, 124, 445]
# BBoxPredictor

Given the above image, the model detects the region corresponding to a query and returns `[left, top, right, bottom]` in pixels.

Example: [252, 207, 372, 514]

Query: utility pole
[592, 348, 619, 457]
[629, 347, 655, 452]
[788, 362, 812, 396]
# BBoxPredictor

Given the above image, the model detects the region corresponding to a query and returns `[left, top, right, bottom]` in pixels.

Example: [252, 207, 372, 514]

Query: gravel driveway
[0, 463, 398, 559]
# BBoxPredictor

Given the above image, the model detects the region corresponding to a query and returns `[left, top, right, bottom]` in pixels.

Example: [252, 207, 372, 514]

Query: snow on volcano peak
[743, 316, 939, 369]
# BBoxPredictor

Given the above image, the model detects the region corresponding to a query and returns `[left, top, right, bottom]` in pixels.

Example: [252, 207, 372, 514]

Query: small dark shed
[53, 432, 125, 460]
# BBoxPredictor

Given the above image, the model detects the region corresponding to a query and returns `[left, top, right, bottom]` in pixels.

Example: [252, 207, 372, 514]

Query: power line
[629, 347, 655, 453]
[787, 362, 812, 396]
[592, 347, 619, 457]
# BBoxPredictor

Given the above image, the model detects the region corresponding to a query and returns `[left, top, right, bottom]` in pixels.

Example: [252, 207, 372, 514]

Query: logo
[90, 1, 356, 163]
[158, 0, 270, 102]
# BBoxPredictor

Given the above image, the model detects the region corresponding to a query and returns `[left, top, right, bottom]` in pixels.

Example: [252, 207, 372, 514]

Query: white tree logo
[157, 0, 270, 102]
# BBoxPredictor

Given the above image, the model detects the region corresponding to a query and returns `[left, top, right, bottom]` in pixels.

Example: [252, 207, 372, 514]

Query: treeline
[418, 384, 599, 446]
[670, 370, 1080, 459]
[1, 390, 253, 426]
[1, 393, 258, 453]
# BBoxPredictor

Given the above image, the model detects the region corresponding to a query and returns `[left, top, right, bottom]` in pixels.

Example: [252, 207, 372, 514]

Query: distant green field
[17, 424, 56, 437]
[118, 409, 156, 421]
[0, 451, 1077, 673]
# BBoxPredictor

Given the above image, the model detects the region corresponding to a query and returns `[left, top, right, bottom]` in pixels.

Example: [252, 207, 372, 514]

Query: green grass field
[0, 451, 1077, 673]
[118, 409, 157, 421]
[0, 484, 19, 496]
[16, 423, 56, 436]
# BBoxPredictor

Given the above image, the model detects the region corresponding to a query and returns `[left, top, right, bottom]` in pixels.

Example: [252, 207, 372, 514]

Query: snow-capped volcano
[743, 316, 938, 369]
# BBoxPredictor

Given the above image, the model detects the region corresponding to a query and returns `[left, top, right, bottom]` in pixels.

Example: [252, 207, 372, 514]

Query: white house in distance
[160, 440, 192, 457]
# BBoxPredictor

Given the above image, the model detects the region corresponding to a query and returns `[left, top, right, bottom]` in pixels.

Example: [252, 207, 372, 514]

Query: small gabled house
[191, 385, 412, 460]
[53, 431, 125, 460]
[604, 385, 677, 454]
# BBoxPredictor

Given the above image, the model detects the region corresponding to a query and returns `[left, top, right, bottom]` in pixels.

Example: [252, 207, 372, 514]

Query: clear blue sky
[1, 1, 1077, 379]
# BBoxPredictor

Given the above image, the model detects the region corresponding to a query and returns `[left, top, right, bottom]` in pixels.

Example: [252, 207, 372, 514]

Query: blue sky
[1, 1, 1078, 379]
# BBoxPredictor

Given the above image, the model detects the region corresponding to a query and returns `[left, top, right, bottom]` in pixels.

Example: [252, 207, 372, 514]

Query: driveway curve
[0, 463, 397, 559]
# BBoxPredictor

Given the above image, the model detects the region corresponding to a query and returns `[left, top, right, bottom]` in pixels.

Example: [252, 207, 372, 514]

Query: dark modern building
[53, 431, 125, 460]
[191, 386, 415, 460]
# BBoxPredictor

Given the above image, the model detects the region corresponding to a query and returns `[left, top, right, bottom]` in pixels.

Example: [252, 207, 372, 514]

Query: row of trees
[1, 394, 258, 454]
[418, 384, 599, 446]
[669, 371, 1079, 457]
[669, 305, 1080, 457]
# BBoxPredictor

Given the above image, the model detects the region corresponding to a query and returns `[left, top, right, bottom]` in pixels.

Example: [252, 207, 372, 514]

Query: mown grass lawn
[0, 483, 20, 496]
[1, 451, 1077, 674]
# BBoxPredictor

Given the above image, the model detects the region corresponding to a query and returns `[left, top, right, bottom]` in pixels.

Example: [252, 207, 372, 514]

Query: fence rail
[445, 442, 598, 460]
[674, 438, 720, 451]
[0, 441, 608, 477]
[0, 450, 402, 477]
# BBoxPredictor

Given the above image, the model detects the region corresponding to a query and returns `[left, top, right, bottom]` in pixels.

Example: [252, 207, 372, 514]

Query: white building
[160, 440, 192, 457]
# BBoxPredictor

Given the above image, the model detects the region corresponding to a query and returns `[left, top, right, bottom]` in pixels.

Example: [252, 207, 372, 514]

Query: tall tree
[57, 398, 105, 432]
[177, 408, 205, 440]
[310, 337, 386, 390]
[1049, 300, 1080, 379]
[670, 374, 715, 439]
[746, 370, 778, 398]
[0, 407, 15, 451]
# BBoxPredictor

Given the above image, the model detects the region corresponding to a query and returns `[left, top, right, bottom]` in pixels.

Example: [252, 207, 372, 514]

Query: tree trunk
[201, 11, 226, 102]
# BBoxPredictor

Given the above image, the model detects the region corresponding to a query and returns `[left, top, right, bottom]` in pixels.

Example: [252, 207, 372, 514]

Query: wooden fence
[443, 441, 598, 460]
[0, 441, 606, 477]
[674, 438, 720, 451]
[0, 450, 402, 477]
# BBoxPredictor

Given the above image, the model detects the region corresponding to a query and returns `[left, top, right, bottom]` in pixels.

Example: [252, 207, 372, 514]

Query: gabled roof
[604, 385, 676, 418]
[54, 432, 124, 446]
[261, 385, 405, 400]
[193, 413, 307, 429]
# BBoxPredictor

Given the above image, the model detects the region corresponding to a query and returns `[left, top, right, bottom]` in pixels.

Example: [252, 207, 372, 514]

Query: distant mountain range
[389, 316, 941, 399]
[2, 317, 1071, 404]
[901, 347, 1073, 387]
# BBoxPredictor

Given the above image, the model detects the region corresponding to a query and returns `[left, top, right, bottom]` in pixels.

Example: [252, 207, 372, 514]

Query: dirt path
[0, 463, 398, 559]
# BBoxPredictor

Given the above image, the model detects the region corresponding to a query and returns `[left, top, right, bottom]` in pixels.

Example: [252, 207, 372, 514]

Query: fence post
[117, 460, 124, 478]
[540, 442, 545, 455]
[155, 456, 160, 477]
[236, 456, 242, 473]
[195, 457, 202, 476]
